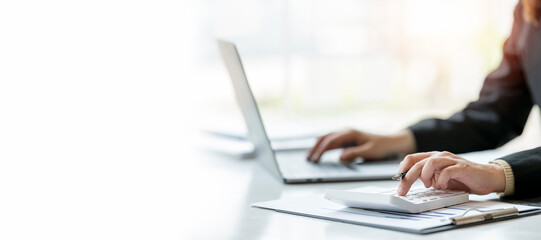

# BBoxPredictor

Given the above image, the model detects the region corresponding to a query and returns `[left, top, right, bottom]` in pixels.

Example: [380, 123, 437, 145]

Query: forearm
[384, 130, 416, 155]
[500, 147, 541, 198]
[408, 99, 531, 154]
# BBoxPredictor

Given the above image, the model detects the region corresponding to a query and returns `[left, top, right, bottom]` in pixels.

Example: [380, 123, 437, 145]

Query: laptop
[217, 39, 400, 183]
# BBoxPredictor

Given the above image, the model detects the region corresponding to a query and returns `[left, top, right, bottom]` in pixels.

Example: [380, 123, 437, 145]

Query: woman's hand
[307, 129, 415, 162]
[396, 151, 506, 196]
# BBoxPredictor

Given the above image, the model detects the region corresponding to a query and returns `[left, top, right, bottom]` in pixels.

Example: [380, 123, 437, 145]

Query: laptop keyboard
[276, 152, 360, 178]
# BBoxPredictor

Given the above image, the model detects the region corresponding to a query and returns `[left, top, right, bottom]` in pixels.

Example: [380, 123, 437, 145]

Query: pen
[392, 171, 408, 181]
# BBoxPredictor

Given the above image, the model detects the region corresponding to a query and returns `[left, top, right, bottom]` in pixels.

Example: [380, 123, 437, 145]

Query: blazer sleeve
[500, 147, 541, 198]
[408, 3, 533, 154]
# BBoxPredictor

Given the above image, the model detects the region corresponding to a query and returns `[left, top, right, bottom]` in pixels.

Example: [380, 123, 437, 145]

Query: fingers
[420, 155, 455, 188]
[308, 130, 359, 162]
[307, 133, 330, 160]
[397, 158, 427, 196]
[397, 151, 466, 195]
[397, 152, 437, 173]
[435, 165, 463, 190]
[340, 144, 371, 162]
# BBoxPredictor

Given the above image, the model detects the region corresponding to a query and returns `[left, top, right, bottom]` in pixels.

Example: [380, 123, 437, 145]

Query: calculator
[325, 186, 469, 213]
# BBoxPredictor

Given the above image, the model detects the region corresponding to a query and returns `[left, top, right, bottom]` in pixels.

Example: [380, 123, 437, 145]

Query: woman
[307, 0, 541, 198]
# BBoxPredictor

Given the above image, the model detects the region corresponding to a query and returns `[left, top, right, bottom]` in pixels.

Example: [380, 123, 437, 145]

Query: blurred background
[195, 0, 539, 149]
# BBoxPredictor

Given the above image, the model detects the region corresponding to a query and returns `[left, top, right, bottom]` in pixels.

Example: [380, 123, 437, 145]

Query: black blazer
[408, 2, 541, 198]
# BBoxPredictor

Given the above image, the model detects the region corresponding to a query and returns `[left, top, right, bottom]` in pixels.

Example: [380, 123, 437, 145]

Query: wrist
[489, 159, 515, 196]
[488, 163, 506, 193]
[386, 130, 416, 155]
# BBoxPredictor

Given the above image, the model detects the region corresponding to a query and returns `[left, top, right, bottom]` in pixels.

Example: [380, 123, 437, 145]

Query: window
[196, 0, 517, 132]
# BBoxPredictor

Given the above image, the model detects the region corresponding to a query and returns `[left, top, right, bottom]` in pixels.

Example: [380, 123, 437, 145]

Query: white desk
[1, 129, 539, 239]
[184, 150, 541, 239]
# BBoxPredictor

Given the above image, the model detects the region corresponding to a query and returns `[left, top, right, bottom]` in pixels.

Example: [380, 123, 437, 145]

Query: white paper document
[252, 194, 541, 234]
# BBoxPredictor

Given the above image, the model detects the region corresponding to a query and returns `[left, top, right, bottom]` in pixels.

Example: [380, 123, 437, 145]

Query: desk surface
[185, 150, 541, 240]
[2, 129, 539, 239]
